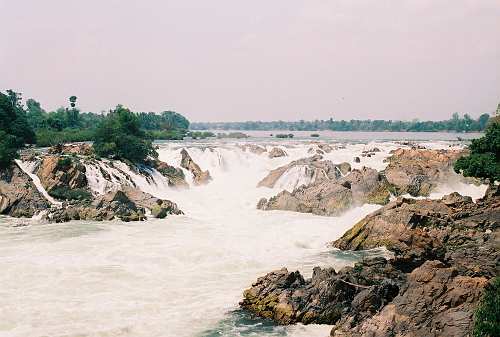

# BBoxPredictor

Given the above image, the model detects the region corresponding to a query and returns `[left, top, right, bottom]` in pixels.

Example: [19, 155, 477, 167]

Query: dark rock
[180, 149, 212, 185]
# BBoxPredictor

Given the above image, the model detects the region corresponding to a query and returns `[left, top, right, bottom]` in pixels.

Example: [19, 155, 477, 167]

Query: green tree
[26, 98, 47, 129]
[454, 119, 500, 182]
[93, 105, 157, 163]
[0, 90, 36, 168]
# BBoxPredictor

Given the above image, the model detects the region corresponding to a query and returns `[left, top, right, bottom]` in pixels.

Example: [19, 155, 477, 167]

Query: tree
[0, 90, 36, 168]
[26, 98, 47, 129]
[93, 105, 157, 163]
[66, 96, 80, 128]
[454, 119, 500, 182]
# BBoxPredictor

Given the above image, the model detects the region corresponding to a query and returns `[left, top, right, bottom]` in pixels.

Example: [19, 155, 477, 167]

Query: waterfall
[14, 159, 62, 207]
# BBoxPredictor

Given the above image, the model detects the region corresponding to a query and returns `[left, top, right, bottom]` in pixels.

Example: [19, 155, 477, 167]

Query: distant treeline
[191, 113, 491, 132]
[19, 93, 190, 146]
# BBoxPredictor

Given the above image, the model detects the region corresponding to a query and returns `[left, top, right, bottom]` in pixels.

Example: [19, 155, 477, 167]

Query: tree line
[191, 113, 491, 132]
[0, 90, 190, 167]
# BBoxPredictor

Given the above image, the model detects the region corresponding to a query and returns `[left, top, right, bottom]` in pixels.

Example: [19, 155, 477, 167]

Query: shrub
[473, 277, 500, 337]
[93, 105, 157, 163]
[454, 120, 500, 182]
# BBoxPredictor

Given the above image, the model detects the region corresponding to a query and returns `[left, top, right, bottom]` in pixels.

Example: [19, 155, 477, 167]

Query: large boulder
[268, 147, 287, 158]
[180, 149, 212, 185]
[0, 164, 51, 217]
[257, 155, 351, 189]
[384, 148, 464, 196]
[155, 160, 188, 188]
[258, 167, 390, 216]
[35, 155, 91, 200]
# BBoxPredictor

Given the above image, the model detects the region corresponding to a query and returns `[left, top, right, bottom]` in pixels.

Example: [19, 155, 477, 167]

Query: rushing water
[0, 137, 487, 337]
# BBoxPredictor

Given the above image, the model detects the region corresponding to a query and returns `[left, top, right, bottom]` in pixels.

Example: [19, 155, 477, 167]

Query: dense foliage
[24, 95, 190, 145]
[93, 105, 158, 163]
[473, 277, 500, 337]
[0, 91, 35, 168]
[191, 113, 491, 132]
[454, 119, 500, 182]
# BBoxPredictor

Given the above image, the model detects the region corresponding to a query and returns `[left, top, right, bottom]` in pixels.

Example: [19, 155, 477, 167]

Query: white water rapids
[0, 139, 488, 337]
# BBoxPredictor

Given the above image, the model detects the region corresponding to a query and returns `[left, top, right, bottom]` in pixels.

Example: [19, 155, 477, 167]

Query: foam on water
[0, 140, 487, 337]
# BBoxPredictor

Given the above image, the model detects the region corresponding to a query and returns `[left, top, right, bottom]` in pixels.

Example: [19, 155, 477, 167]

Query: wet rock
[268, 147, 287, 158]
[384, 148, 464, 196]
[239, 144, 267, 155]
[35, 155, 90, 200]
[241, 257, 404, 325]
[334, 261, 489, 337]
[257, 155, 350, 189]
[0, 164, 50, 217]
[354, 157, 361, 163]
[180, 149, 212, 185]
[155, 160, 188, 188]
[48, 187, 183, 223]
[258, 167, 390, 216]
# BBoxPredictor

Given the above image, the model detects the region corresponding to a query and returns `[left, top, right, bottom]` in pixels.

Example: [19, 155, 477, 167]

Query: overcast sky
[1, 0, 499, 122]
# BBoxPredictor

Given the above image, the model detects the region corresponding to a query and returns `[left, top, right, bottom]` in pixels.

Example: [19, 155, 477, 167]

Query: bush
[49, 186, 92, 201]
[473, 277, 500, 337]
[454, 121, 500, 182]
[93, 105, 157, 163]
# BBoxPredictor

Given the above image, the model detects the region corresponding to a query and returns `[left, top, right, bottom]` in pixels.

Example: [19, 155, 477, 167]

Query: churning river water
[0, 133, 487, 337]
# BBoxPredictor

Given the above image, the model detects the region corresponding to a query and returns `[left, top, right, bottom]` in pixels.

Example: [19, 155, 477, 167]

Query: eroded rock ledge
[257, 148, 467, 216]
[242, 186, 499, 337]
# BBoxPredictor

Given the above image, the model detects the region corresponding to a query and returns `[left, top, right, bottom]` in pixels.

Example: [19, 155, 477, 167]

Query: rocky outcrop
[180, 149, 212, 185]
[268, 147, 287, 158]
[258, 167, 390, 216]
[48, 143, 93, 156]
[35, 155, 90, 200]
[243, 187, 499, 337]
[154, 160, 188, 188]
[384, 148, 464, 196]
[239, 144, 267, 155]
[0, 164, 50, 217]
[257, 155, 351, 189]
[47, 187, 183, 223]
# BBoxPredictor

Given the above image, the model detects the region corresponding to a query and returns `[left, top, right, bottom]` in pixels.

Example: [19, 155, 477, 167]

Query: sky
[1, 0, 499, 122]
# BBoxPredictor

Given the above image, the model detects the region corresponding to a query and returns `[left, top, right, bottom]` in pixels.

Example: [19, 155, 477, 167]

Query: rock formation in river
[0, 163, 50, 217]
[242, 186, 499, 337]
[258, 166, 390, 216]
[258, 148, 465, 216]
[1, 145, 186, 222]
[384, 148, 464, 196]
[47, 186, 183, 222]
[180, 149, 212, 185]
[257, 155, 351, 189]
[268, 147, 287, 158]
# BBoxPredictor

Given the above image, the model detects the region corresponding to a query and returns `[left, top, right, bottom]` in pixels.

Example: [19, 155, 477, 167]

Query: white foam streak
[14, 159, 62, 207]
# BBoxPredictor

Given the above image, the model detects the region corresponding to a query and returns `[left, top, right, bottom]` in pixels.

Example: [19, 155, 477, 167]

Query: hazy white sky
[1, 0, 499, 122]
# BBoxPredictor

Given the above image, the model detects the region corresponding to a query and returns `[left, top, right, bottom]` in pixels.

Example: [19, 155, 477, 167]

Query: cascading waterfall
[1, 139, 488, 337]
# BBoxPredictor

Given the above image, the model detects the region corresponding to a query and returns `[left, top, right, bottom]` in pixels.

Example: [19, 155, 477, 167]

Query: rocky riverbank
[241, 185, 499, 337]
[0, 144, 214, 222]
